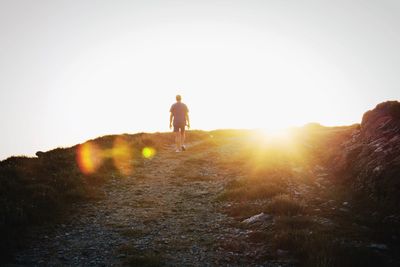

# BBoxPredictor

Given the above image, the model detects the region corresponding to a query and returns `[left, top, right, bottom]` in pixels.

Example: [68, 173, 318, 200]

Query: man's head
[176, 95, 182, 102]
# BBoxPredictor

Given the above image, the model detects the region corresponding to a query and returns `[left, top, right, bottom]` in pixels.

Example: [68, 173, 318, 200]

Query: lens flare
[112, 136, 133, 176]
[142, 147, 156, 159]
[76, 136, 136, 177]
[77, 142, 103, 175]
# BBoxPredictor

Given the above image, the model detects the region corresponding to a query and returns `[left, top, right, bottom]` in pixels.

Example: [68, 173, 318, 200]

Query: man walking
[169, 95, 190, 152]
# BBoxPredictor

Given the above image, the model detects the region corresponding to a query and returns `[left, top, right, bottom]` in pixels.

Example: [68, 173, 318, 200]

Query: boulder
[335, 101, 400, 208]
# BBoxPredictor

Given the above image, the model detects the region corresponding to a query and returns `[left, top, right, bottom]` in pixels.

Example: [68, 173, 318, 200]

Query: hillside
[1, 101, 400, 266]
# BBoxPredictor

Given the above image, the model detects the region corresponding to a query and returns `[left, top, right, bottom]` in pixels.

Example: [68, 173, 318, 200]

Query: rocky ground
[5, 100, 400, 267]
[7, 141, 286, 267]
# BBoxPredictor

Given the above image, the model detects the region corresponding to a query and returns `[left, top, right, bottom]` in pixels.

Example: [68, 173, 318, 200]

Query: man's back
[170, 102, 188, 125]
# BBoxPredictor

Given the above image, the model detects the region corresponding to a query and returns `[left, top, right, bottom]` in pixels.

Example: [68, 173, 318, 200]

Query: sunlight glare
[142, 147, 156, 159]
[112, 136, 134, 176]
[77, 142, 103, 175]
[255, 128, 295, 146]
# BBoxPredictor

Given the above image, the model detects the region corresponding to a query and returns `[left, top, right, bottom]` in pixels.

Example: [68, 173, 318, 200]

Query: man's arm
[169, 112, 173, 129]
[186, 113, 190, 129]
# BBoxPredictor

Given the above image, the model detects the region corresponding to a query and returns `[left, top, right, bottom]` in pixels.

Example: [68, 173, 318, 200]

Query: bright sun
[252, 128, 295, 147]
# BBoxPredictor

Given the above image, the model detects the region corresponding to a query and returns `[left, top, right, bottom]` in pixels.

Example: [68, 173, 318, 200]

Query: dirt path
[10, 141, 272, 266]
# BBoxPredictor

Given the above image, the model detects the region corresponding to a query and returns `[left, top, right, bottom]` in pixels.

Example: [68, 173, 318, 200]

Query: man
[169, 95, 190, 152]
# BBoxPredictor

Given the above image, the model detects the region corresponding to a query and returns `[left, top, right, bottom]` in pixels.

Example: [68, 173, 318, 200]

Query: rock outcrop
[336, 101, 400, 208]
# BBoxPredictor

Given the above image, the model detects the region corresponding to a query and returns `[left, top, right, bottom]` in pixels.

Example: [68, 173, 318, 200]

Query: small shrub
[272, 229, 309, 250]
[266, 194, 304, 216]
[219, 182, 284, 201]
[248, 231, 270, 243]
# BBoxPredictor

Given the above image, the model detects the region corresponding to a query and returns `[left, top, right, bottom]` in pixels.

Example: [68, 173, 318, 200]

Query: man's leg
[181, 128, 186, 148]
[175, 131, 181, 151]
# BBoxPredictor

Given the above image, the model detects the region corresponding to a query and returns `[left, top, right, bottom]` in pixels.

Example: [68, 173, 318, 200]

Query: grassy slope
[0, 131, 208, 262]
[1, 127, 399, 266]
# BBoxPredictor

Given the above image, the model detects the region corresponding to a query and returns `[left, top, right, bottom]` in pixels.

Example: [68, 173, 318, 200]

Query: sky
[1, 0, 400, 159]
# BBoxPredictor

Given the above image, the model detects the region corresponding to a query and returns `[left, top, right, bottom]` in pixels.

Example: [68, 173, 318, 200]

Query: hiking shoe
[181, 145, 186, 151]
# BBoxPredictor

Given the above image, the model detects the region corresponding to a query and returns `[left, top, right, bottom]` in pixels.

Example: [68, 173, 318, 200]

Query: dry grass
[218, 183, 284, 201]
[265, 194, 304, 216]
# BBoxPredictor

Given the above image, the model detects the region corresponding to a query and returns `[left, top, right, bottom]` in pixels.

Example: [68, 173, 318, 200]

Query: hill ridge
[1, 101, 400, 266]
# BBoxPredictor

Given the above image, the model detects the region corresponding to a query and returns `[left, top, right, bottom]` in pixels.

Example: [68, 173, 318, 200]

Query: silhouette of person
[169, 95, 190, 152]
